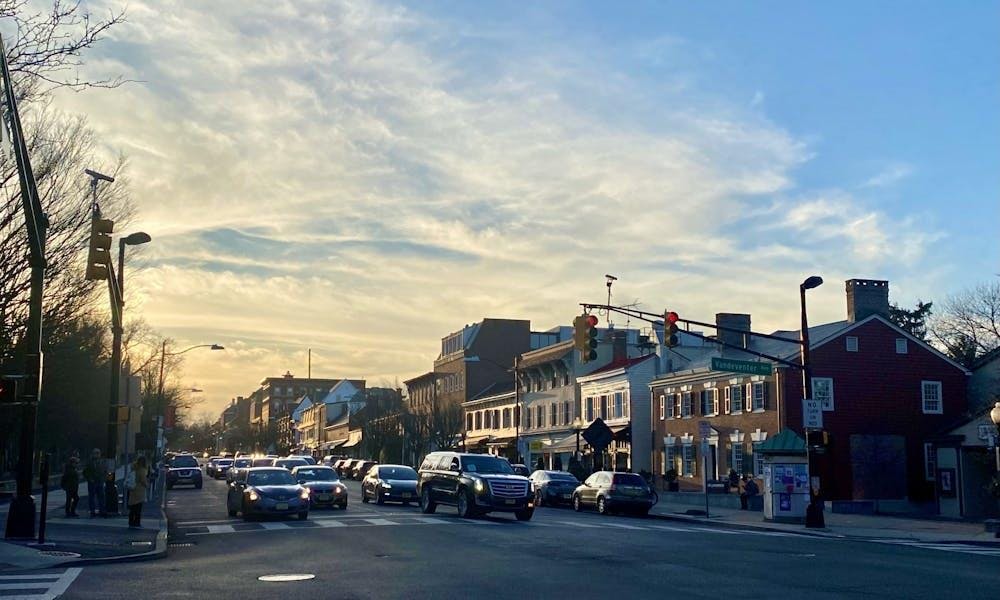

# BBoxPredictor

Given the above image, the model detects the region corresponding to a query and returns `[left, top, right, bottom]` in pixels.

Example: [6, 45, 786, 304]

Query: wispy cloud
[54, 1, 947, 418]
[861, 162, 914, 188]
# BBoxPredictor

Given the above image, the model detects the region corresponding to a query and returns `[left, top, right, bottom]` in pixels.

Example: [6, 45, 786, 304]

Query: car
[352, 460, 377, 480]
[228, 457, 253, 483]
[287, 455, 317, 465]
[417, 452, 534, 520]
[572, 471, 657, 516]
[337, 459, 358, 478]
[166, 454, 203, 490]
[510, 463, 531, 477]
[361, 464, 418, 505]
[227, 467, 310, 521]
[274, 457, 309, 471]
[321, 455, 344, 467]
[529, 470, 580, 507]
[213, 458, 234, 479]
[252, 457, 276, 468]
[292, 465, 348, 509]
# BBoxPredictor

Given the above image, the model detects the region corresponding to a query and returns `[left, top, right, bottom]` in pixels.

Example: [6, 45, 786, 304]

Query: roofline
[520, 339, 574, 360]
[972, 345, 1000, 370]
[577, 354, 656, 383]
[461, 391, 517, 408]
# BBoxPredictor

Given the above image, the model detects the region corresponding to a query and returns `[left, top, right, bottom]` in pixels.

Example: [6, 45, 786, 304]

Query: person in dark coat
[128, 456, 149, 528]
[82, 448, 106, 517]
[61, 457, 80, 517]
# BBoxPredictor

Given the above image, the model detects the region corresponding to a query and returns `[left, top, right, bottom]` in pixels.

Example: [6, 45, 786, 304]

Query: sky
[36, 0, 1000, 420]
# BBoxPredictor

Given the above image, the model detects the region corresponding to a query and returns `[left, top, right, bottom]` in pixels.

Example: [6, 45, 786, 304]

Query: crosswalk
[173, 514, 802, 539]
[872, 539, 1000, 557]
[0, 568, 82, 600]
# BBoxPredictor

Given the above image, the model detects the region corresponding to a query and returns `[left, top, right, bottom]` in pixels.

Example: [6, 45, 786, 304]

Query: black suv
[416, 452, 534, 521]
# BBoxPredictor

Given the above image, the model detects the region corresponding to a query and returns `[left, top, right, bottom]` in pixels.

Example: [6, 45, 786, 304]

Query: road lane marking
[0, 567, 82, 599]
[601, 522, 649, 530]
[207, 525, 235, 534]
[0, 574, 62, 580]
[414, 517, 453, 525]
[557, 521, 604, 529]
[315, 519, 347, 527]
[259, 522, 289, 530]
[647, 525, 698, 533]
[362, 518, 398, 526]
[687, 526, 745, 535]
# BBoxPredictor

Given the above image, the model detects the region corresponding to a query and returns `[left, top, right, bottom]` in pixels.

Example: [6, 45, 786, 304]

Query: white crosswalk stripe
[0, 568, 82, 599]
[362, 518, 398, 526]
[874, 540, 1000, 557]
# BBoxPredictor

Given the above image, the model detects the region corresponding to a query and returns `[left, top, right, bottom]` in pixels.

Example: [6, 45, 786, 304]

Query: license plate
[275, 502, 289, 510]
[316, 494, 330, 501]
[401, 493, 411, 498]
[505, 499, 517, 505]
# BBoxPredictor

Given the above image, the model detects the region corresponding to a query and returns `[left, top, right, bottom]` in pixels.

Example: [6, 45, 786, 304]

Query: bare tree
[427, 400, 464, 452]
[930, 280, 1000, 366]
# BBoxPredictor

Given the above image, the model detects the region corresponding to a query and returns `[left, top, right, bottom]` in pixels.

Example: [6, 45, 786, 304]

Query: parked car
[529, 470, 580, 507]
[252, 457, 276, 468]
[275, 457, 309, 471]
[321, 455, 343, 467]
[510, 464, 530, 477]
[212, 458, 234, 479]
[292, 465, 347, 509]
[228, 458, 253, 483]
[166, 454, 203, 490]
[336, 459, 356, 478]
[352, 460, 377, 480]
[362, 464, 418, 505]
[572, 471, 657, 516]
[417, 452, 534, 520]
[227, 467, 310, 521]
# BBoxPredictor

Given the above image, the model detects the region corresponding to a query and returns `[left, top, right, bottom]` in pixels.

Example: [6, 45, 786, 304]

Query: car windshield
[549, 472, 579, 483]
[234, 459, 252, 468]
[277, 459, 308, 468]
[379, 466, 417, 480]
[248, 470, 296, 486]
[171, 456, 197, 468]
[299, 456, 317, 465]
[296, 468, 338, 482]
[462, 456, 514, 475]
[612, 474, 647, 486]
[217, 459, 233, 466]
[252, 459, 274, 467]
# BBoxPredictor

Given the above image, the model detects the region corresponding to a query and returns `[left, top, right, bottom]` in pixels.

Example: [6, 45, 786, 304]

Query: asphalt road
[41, 472, 1000, 599]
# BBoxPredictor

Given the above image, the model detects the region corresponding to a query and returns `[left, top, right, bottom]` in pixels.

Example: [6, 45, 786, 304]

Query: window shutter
[713, 390, 719, 415]
[724, 386, 731, 413]
[745, 384, 752, 410]
[762, 382, 769, 410]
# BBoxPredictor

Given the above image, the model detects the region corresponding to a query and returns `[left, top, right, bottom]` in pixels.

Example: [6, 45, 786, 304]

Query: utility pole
[2, 33, 49, 540]
[800, 276, 825, 529]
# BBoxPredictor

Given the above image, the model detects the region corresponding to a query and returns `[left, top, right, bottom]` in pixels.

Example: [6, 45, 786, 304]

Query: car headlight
[248, 490, 259, 502]
[335, 485, 344, 494]
[473, 479, 485, 494]
[381, 482, 392, 489]
[300, 488, 311, 500]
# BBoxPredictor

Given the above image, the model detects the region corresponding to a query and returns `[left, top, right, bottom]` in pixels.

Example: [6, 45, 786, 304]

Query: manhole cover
[258, 574, 315, 582]
[39, 551, 81, 558]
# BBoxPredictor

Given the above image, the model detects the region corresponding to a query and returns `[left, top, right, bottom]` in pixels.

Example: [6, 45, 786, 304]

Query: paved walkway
[649, 500, 998, 544]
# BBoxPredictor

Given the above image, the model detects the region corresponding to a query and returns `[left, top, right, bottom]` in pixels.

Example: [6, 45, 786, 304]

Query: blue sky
[44, 1, 999, 418]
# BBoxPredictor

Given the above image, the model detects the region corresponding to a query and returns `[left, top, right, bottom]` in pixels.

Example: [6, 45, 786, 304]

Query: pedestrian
[127, 455, 149, 528]
[61, 457, 80, 517]
[146, 457, 158, 502]
[745, 475, 760, 509]
[739, 474, 749, 510]
[82, 448, 106, 517]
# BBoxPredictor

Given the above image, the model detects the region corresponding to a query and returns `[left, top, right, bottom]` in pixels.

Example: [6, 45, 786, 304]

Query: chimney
[611, 330, 628, 363]
[846, 279, 889, 323]
[716, 313, 751, 349]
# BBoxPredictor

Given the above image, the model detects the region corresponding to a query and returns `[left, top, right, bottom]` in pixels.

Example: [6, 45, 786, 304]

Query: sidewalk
[649, 501, 1000, 544]
[0, 471, 168, 572]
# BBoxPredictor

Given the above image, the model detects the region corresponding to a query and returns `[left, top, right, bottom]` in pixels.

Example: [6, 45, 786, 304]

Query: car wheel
[535, 490, 544, 507]
[456, 490, 476, 519]
[515, 508, 534, 522]
[241, 500, 252, 521]
[298, 511, 309, 521]
[339, 501, 347, 510]
[361, 487, 370, 503]
[195, 482, 202, 489]
[375, 486, 385, 506]
[420, 486, 437, 514]
[635, 507, 650, 518]
[228, 506, 237, 517]
[597, 496, 608, 515]
[573, 494, 582, 512]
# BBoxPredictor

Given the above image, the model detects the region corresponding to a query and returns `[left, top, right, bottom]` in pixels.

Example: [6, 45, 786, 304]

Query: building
[247, 372, 353, 452]
[650, 279, 970, 510]
[462, 383, 517, 459]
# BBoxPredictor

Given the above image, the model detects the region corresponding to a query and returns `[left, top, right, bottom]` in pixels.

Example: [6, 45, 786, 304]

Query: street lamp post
[990, 401, 1000, 474]
[800, 275, 825, 529]
[571, 417, 584, 458]
[155, 344, 223, 460]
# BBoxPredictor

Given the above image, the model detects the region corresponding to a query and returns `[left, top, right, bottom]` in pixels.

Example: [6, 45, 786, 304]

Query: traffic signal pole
[2, 33, 49, 540]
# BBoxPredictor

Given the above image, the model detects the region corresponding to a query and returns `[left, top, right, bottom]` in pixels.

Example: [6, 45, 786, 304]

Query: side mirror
[450, 464, 461, 473]
[297, 479, 306, 484]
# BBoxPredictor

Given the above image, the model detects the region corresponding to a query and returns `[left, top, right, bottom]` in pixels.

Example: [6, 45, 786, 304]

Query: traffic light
[580, 314, 599, 363]
[573, 315, 589, 354]
[0, 377, 16, 403]
[85, 210, 114, 281]
[664, 311, 680, 347]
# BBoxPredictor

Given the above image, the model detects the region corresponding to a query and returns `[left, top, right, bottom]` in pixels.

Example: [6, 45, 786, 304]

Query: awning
[340, 430, 363, 449]
[486, 436, 515, 447]
[545, 432, 582, 452]
[465, 437, 489, 449]
[323, 438, 348, 450]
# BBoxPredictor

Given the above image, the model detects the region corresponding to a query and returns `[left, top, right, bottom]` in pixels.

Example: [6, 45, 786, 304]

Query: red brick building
[651, 279, 969, 507]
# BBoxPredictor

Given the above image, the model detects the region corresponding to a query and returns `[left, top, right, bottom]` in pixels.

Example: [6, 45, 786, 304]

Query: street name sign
[711, 357, 772, 377]
[802, 399, 823, 429]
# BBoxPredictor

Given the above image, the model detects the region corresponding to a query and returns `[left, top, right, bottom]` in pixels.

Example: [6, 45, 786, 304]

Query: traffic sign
[582, 418, 614, 451]
[802, 399, 823, 429]
[711, 357, 772, 377]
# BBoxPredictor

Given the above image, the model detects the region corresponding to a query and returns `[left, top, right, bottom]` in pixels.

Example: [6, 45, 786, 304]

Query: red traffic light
[666, 311, 679, 324]
[586, 314, 599, 327]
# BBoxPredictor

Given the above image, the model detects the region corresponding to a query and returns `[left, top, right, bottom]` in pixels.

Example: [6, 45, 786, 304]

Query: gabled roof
[972, 346, 1000, 370]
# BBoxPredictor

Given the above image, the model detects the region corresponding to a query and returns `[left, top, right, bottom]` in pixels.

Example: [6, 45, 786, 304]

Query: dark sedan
[166, 454, 203, 490]
[292, 466, 347, 509]
[213, 458, 234, 479]
[352, 460, 377, 480]
[275, 457, 309, 471]
[362, 464, 418, 505]
[572, 471, 657, 516]
[529, 470, 580, 507]
[227, 467, 310, 521]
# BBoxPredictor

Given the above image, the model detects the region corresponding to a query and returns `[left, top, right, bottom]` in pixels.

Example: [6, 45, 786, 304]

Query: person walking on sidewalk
[744, 476, 760, 510]
[127, 456, 149, 528]
[83, 448, 106, 517]
[61, 457, 80, 517]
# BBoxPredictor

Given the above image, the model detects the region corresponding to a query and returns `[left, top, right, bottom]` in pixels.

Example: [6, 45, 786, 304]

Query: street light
[571, 417, 584, 458]
[990, 401, 1000, 474]
[800, 275, 824, 529]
